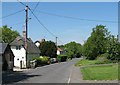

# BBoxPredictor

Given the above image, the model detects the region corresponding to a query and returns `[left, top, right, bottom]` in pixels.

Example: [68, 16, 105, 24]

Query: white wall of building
[35, 42, 40, 47]
[11, 46, 26, 68]
[57, 50, 60, 55]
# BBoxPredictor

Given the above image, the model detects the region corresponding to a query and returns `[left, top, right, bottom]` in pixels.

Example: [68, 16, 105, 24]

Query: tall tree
[82, 25, 110, 60]
[39, 41, 57, 58]
[0, 25, 19, 43]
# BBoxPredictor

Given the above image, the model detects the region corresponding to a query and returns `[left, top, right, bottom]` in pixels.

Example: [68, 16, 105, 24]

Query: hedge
[32, 56, 50, 66]
[57, 55, 67, 62]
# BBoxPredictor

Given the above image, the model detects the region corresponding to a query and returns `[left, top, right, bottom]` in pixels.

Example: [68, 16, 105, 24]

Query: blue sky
[2, 2, 118, 45]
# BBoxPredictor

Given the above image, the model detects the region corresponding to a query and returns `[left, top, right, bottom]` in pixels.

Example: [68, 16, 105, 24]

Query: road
[3, 58, 82, 84]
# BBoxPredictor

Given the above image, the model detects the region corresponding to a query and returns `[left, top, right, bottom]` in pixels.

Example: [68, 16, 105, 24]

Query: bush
[57, 55, 67, 62]
[96, 53, 109, 60]
[32, 56, 50, 66]
[95, 53, 111, 64]
[40, 56, 50, 65]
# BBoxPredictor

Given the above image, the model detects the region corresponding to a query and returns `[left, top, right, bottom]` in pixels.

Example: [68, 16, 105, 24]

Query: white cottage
[10, 35, 40, 68]
[57, 47, 63, 55]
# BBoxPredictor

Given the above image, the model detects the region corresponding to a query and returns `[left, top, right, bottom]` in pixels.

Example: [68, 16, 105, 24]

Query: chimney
[23, 31, 26, 38]
[42, 39, 45, 42]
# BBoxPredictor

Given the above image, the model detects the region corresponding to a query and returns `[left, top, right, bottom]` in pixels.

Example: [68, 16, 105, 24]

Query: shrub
[57, 55, 67, 62]
[95, 53, 111, 64]
[40, 56, 50, 65]
[96, 53, 109, 60]
[32, 56, 50, 66]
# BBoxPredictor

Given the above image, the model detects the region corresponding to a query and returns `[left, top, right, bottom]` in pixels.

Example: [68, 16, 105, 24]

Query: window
[16, 45, 21, 50]
[17, 58, 19, 61]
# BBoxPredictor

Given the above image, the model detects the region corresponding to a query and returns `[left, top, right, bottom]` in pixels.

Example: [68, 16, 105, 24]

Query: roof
[0, 43, 8, 54]
[57, 47, 62, 52]
[10, 36, 40, 54]
[34, 40, 41, 44]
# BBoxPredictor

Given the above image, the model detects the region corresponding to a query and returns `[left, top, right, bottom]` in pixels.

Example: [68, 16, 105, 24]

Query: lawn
[81, 64, 118, 80]
[75, 59, 118, 80]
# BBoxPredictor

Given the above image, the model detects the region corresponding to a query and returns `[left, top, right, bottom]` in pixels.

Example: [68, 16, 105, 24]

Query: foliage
[95, 53, 111, 64]
[81, 64, 118, 80]
[83, 25, 110, 60]
[32, 56, 50, 66]
[75, 58, 112, 67]
[75, 59, 99, 66]
[39, 41, 57, 58]
[57, 54, 67, 62]
[106, 36, 120, 60]
[64, 41, 82, 59]
[0, 25, 19, 43]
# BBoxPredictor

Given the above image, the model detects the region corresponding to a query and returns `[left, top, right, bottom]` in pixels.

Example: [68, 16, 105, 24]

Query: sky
[2, 2, 118, 45]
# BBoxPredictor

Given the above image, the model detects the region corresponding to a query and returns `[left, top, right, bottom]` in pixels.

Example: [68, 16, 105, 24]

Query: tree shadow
[2, 71, 42, 84]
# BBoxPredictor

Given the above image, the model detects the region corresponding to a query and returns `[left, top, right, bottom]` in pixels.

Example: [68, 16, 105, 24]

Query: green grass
[75, 59, 113, 66]
[81, 64, 118, 80]
[75, 59, 99, 66]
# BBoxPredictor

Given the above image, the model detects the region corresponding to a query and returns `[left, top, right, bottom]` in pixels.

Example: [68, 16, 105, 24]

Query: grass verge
[75, 59, 118, 80]
[81, 64, 118, 80]
[75, 59, 99, 66]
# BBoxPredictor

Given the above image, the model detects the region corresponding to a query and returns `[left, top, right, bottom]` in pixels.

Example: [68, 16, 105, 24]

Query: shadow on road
[2, 71, 42, 84]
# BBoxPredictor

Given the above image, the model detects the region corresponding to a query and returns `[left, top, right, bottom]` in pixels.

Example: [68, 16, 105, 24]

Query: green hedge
[57, 55, 67, 62]
[32, 56, 50, 66]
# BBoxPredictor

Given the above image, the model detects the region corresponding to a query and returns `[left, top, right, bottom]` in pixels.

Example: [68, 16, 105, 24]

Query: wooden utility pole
[56, 37, 58, 47]
[25, 5, 28, 68]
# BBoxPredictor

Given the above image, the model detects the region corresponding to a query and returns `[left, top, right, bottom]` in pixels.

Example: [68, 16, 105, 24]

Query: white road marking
[67, 65, 73, 84]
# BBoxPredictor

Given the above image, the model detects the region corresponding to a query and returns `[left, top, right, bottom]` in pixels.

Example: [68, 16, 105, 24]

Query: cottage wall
[11, 46, 26, 68]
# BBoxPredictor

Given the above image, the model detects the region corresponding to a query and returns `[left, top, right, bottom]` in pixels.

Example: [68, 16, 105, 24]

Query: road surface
[3, 58, 82, 84]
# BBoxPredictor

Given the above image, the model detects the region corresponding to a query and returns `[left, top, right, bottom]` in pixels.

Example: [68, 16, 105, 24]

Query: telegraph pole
[56, 37, 58, 47]
[25, 5, 28, 68]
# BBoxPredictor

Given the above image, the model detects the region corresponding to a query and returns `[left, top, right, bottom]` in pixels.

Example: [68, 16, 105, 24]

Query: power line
[29, 2, 39, 19]
[33, 10, 118, 23]
[29, 8, 57, 37]
[31, 2, 39, 14]
[0, 9, 24, 19]
[8, 21, 25, 27]
[58, 38, 64, 45]
[17, 0, 27, 7]
[17, 1, 64, 44]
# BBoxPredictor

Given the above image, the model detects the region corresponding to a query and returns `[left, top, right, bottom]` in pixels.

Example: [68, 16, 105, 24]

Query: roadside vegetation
[81, 64, 118, 80]
[75, 25, 120, 80]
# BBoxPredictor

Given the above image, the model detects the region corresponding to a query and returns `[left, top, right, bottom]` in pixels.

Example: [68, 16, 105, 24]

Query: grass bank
[75, 59, 118, 80]
[81, 64, 118, 80]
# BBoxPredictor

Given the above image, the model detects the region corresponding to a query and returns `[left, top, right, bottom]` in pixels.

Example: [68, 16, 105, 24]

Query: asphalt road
[3, 58, 81, 84]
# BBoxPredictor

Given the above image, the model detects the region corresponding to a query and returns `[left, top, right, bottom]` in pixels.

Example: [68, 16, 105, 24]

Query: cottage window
[16, 46, 21, 50]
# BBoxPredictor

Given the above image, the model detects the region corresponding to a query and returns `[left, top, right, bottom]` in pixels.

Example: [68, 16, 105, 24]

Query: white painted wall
[11, 46, 26, 68]
[35, 42, 40, 47]
[57, 50, 60, 55]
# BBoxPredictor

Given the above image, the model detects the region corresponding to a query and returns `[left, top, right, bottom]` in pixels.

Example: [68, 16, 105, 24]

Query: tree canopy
[63, 41, 82, 59]
[39, 41, 57, 58]
[0, 25, 19, 43]
[82, 25, 120, 60]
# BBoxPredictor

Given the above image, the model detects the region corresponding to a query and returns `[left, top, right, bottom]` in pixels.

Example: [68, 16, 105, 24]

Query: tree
[82, 25, 110, 60]
[39, 41, 57, 58]
[107, 35, 120, 60]
[64, 41, 82, 59]
[0, 25, 19, 43]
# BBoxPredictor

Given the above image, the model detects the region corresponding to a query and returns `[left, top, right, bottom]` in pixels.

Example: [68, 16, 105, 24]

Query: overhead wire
[33, 10, 118, 23]
[0, 9, 24, 19]
[29, 8, 57, 38]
